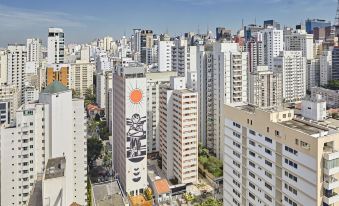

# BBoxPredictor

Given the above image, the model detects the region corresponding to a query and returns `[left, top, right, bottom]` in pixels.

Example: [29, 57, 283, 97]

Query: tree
[197, 198, 222, 206]
[144, 187, 153, 200]
[87, 137, 103, 169]
[327, 80, 339, 90]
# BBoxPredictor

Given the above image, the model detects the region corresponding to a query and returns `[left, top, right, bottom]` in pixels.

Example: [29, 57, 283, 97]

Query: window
[265, 137, 272, 143]
[284, 183, 297, 195]
[265, 148, 272, 155]
[233, 122, 240, 128]
[265, 194, 272, 202]
[249, 140, 255, 146]
[249, 161, 256, 168]
[285, 158, 298, 169]
[249, 192, 255, 200]
[249, 130, 256, 135]
[284, 171, 298, 182]
[265, 171, 272, 179]
[267, 127, 269, 132]
[265, 160, 272, 167]
[249, 182, 255, 189]
[233, 131, 240, 138]
[265, 182, 272, 191]
[285, 146, 298, 155]
[275, 130, 280, 136]
[249, 151, 256, 157]
[249, 171, 255, 178]
[300, 141, 310, 150]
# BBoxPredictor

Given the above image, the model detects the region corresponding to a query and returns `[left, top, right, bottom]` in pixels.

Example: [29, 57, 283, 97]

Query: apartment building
[47, 28, 64, 64]
[0, 50, 8, 84]
[0, 84, 19, 124]
[46, 64, 69, 87]
[320, 50, 332, 86]
[213, 42, 248, 158]
[223, 103, 339, 206]
[284, 30, 314, 60]
[159, 77, 198, 184]
[7, 44, 27, 104]
[306, 59, 320, 91]
[112, 63, 148, 195]
[145, 71, 177, 153]
[69, 62, 95, 97]
[249, 66, 282, 109]
[260, 28, 284, 69]
[274, 51, 306, 103]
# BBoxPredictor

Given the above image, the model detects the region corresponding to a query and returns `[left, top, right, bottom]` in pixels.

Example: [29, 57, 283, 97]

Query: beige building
[249, 65, 282, 109]
[0, 84, 19, 124]
[69, 62, 95, 97]
[223, 103, 339, 206]
[159, 77, 198, 184]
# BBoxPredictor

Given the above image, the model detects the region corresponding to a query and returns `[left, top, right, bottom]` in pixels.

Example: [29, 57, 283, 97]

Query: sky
[0, 0, 337, 47]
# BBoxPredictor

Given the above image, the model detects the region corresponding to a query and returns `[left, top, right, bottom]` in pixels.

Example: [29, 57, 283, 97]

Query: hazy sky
[0, 0, 337, 47]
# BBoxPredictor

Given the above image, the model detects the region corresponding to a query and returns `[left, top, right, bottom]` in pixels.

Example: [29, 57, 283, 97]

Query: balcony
[324, 177, 339, 190]
[323, 192, 339, 205]
[324, 147, 339, 161]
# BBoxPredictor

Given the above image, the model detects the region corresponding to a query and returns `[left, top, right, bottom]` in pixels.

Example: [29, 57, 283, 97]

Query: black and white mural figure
[126, 113, 147, 163]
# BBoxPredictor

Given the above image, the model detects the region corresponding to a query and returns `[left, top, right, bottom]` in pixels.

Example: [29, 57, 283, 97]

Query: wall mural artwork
[126, 113, 147, 162]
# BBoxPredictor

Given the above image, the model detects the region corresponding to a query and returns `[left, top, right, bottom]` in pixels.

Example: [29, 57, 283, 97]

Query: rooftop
[129, 195, 152, 206]
[93, 181, 126, 206]
[42, 80, 69, 94]
[154, 179, 171, 195]
[280, 119, 328, 135]
[44, 157, 66, 180]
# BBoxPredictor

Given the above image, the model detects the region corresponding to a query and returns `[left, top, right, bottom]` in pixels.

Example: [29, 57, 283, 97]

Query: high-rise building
[264, 19, 281, 30]
[69, 62, 95, 97]
[212, 42, 248, 158]
[7, 44, 27, 104]
[223, 102, 339, 206]
[197, 45, 214, 149]
[159, 77, 198, 184]
[26, 38, 42, 71]
[112, 63, 148, 195]
[284, 30, 314, 60]
[274, 51, 306, 102]
[305, 19, 331, 34]
[140, 30, 153, 64]
[216, 27, 232, 41]
[145, 71, 177, 153]
[245, 37, 265, 72]
[172, 37, 198, 90]
[320, 50, 332, 86]
[249, 66, 282, 108]
[306, 59, 320, 91]
[47, 28, 64, 64]
[157, 35, 174, 72]
[0, 50, 8, 84]
[0, 84, 19, 124]
[260, 28, 284, 69]
[331, 46, 339, 80]
[0, 81, 87, 206]
[46, 64, 69, 87]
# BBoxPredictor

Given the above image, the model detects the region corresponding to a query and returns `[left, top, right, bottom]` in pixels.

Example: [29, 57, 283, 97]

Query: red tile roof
[154, 179, 170, 194]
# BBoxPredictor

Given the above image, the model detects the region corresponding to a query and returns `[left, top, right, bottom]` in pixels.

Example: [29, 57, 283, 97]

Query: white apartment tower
[112, 63, 148, 195]
[245, 37, 265, 72]
[212, 42, 247, 158]
[47, 28, 65, 64]
[26, 38, 42, 70]
[284, 30, 314, 60]
[196, 45, 214, 150]
[260, 28, 284, 69]
[0, 81, 87, 206]
[249, 66, 282, 108]
[0, 50, 8, 84]
[320, 50, 332, 86]
[274, 51, 306, 103]
[159, 77, 199, 184]
[223, 103, 339, 206]
[145, 71, 177, 153]
[157, 35, 173, 72]
[7, 44, 27, 104]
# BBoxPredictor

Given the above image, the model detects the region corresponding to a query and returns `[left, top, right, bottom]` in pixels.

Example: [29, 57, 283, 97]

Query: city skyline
[0, 0, 337, 47]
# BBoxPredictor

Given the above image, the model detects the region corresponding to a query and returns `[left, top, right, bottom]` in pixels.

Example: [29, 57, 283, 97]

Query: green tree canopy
[197, 198, 222, 206]
[87, 137, 103, 169]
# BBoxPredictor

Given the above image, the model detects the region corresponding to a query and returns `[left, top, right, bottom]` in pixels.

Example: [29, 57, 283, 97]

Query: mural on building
[126, 113, 146, 162]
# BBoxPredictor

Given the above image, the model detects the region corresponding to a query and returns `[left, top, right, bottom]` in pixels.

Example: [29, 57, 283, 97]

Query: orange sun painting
[130, 89, 143, 104]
